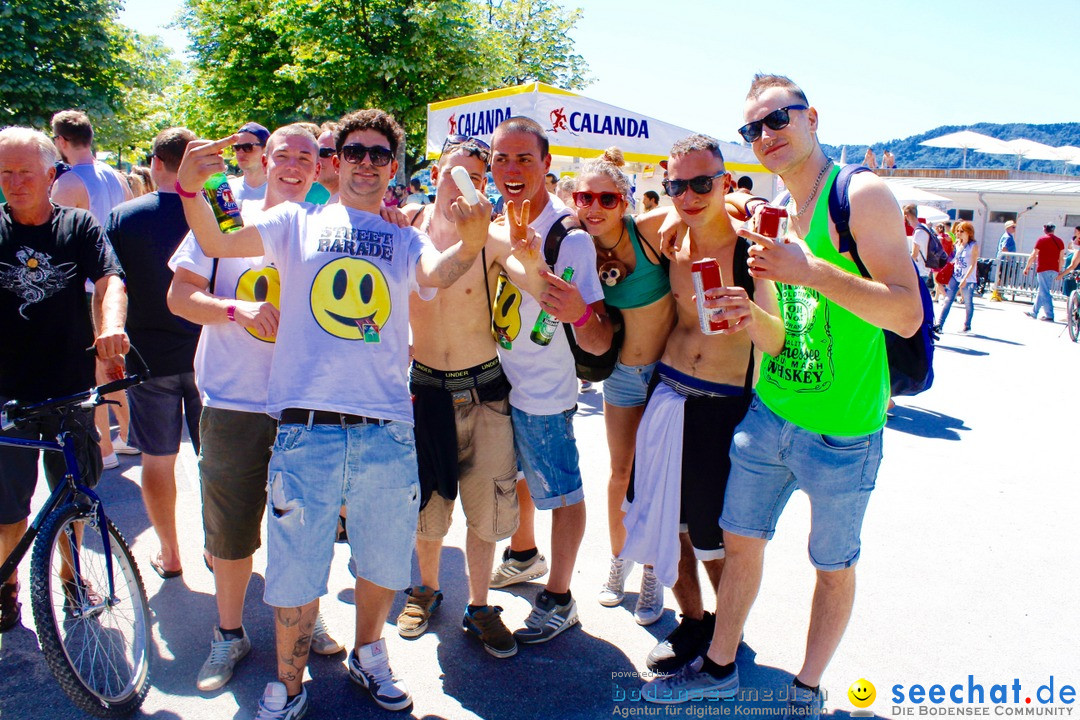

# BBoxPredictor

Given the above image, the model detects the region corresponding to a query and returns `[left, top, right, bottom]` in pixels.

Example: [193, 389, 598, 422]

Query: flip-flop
[149, 555, 182, 580]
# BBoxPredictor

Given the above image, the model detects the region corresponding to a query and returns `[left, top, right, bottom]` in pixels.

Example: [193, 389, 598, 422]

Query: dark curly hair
[335, 109, 405, 157]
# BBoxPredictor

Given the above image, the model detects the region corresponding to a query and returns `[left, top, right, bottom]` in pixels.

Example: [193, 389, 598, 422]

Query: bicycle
[0, 355, 152, 717]
[1067, 273, 1079, 343]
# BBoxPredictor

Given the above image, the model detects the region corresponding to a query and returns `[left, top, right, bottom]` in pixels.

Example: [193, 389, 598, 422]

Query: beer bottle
[203, 172, 244, 233]
[530, 267, 575, 346]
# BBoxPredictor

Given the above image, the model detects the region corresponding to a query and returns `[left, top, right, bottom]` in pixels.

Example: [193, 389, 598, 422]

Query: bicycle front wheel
[1068, 291, 1079, 342]
[30, 503, 152, 717]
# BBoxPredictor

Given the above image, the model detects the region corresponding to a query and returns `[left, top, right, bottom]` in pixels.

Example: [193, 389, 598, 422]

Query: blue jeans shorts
[510, 405, 584, 510]
[719, 397, 883, 571]
[263, 421, 421, 607]
[603, 360, 657, 408]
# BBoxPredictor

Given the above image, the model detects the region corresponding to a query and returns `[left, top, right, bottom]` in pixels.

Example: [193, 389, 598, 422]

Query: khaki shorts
[199, 406, 276, 560]
[417, 397, 518, 543]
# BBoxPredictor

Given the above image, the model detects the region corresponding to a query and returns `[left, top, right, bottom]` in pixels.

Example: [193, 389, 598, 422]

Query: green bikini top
[600, 217, 670, 309]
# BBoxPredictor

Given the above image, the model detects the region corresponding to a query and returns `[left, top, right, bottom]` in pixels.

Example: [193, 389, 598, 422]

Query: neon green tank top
[756, 166, 889, 436]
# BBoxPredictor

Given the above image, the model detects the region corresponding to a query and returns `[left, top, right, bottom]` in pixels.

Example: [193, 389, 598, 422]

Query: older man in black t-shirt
[0, 126, 128, 633]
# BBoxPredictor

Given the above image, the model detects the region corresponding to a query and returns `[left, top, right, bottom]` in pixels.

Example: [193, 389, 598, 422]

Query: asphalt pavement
[2, 294, 1077, 720]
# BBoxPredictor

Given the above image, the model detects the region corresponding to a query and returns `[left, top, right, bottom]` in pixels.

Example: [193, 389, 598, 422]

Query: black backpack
[542, 215, 625, 382]
[828, 164, 935, 397]
[918, 223, 949, 270]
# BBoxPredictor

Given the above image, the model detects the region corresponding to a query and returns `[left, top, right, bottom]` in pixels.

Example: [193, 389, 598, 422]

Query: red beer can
[691, 258, 727, 334]
[758, 205, 788, 240]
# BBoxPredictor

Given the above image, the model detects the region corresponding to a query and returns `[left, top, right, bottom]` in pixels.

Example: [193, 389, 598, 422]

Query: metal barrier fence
[990, 252, 1068, 302]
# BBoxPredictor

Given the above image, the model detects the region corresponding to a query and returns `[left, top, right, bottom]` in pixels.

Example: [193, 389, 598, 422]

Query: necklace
[789, 160, 832, 222]
[596, 224, 628, 286]
[596, 224, 626, 258]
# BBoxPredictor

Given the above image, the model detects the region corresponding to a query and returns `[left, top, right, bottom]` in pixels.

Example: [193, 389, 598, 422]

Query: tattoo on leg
[276, 607, 301, 627]
[292, 633, 312, 658]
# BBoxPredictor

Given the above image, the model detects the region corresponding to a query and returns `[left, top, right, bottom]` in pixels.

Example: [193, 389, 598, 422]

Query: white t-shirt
[255, 202, 434, 423]
[168, 206, 276, 413]
[229, 176, 267, 207]
[496, 199, 604, 415]
[909, 226, 929, 275]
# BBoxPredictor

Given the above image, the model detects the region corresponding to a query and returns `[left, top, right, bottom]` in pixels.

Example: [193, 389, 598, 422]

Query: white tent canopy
[883, 180, 955, 210]
[426, 82, 764, 171]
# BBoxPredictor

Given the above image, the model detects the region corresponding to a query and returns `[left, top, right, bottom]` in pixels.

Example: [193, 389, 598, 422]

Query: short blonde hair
[0, 126, 58, 171]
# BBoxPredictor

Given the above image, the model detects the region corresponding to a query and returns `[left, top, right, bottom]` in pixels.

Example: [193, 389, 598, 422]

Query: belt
[279, 408, 388, 427]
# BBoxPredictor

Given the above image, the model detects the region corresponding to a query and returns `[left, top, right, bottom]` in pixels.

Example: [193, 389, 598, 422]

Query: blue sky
[121, 0, 1080, 147]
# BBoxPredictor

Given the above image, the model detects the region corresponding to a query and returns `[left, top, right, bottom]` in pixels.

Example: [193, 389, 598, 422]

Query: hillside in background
[820, 122, 1080, 175]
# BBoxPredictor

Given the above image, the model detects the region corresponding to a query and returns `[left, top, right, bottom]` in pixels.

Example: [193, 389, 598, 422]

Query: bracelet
[175, 180, 198, 199]
[226, 305, 236, 322]
[572, 305, 593, 328]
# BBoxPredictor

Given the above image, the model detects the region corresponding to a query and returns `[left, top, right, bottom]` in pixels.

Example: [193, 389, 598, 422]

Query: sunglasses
[231, 142, 264, 154]
[737, 105, 808, 143]
[441, 135, 491, 164]
[318, 147, 335, 159]
[662, 171, 726, 198]
[341, 143, 394, 167]
[573, 191, 621, 209]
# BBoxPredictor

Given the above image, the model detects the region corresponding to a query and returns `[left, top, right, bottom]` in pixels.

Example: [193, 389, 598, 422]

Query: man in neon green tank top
[643, 75, 923, 712]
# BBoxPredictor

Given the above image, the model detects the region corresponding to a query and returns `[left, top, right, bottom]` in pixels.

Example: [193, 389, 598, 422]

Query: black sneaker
[0, 583, 20, 633]
[646, 611, 714, 674]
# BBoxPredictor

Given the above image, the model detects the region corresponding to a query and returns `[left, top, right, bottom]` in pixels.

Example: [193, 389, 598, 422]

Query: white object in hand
[450, 166, 480, 205]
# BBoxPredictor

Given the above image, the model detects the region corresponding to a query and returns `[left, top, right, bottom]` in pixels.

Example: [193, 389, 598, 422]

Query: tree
[177, 0, 591, 174]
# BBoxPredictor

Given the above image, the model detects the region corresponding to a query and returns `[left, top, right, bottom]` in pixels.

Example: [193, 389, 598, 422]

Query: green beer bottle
[530, 266, 575, 346]
[203, 172, 244, 233]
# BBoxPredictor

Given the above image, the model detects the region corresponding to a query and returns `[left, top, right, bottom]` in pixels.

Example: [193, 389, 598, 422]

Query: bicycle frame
[0, 428, 117, 605]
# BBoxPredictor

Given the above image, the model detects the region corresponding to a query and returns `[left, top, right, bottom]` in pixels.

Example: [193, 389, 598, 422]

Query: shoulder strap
[209, 258, 220, 295]
[543, 214, 576, 270]
[732, 237, 754, 301]
[827, 164, 873, 279]
[630, 216, 669, 272]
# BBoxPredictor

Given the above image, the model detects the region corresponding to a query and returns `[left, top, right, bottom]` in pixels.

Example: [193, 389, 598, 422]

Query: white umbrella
[975, 138, 1063, 169]
[883, 181, 954, 209]
[920, 130, 1011, 169]
[915, 205, 950, 224]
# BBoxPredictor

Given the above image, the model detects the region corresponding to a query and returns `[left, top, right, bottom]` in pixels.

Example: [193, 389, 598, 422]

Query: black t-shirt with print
[0, 204, 123, 402]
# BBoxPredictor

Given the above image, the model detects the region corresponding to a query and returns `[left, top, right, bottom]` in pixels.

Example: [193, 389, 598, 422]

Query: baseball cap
[237, 122, 270, 146]
[1004, 220, 1016, 229]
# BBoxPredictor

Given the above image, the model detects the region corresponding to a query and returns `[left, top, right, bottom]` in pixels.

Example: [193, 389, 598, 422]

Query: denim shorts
[510, 406, 584, 510]
[720, 397, 883, 571]
[602, 361, 657, 408]
[127, 372, 202, 456]
[263, 421, 421, 607]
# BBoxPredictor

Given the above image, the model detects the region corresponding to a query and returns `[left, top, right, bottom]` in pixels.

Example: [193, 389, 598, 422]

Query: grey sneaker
[462, 605, 518, 658]
[783, 683, 825, 720]
[348, 639, 412, 711]
[642, 660, 739, 704]
[196, 626, 252, 691]
[634, 565, 664, 625]
[513, 591, 579, 645]
[254, 681, 308, 720]
[396, 586, 443, 638]
[598, 556, 633, 607]
[490, 548, 549, 588]
[309, 613, 344, 655]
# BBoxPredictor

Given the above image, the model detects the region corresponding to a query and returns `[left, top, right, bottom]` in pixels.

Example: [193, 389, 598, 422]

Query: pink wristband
[175, 180, 198, 199]
[226, 305, 236, 322]
[572, 305, 593, 328]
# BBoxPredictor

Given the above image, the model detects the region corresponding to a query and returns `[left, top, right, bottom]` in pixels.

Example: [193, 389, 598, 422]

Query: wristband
[572, 305, 593, 328]
[226, 305, 236, 322]
[175, 180, 199, 199]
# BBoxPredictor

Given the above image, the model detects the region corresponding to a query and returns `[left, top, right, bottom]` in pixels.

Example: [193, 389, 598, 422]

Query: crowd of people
[2, 73, 928, 719]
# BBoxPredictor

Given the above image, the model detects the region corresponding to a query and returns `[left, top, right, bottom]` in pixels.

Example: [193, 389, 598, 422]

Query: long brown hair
[953, 220, 976, 245]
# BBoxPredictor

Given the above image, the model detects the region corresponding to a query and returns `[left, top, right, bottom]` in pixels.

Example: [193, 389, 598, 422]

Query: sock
[794, 678, 820, 693]
[541, 589, 571, 606]
[467, 604, 487, 615]
[286, 693, 301, 704]
[508, 547, 538, 562]
[220, 626, 244, 640]
[701, 656, 736, 680]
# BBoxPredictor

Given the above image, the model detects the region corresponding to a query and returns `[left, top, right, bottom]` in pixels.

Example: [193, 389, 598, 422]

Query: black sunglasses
[231, 142, 264, 153]
[662, 171, 726, 198]
[737, 105, 808, 143]
[341, 143, 394, 167]
[573, 191, 621, 209]
[318, 147, 335, 159]
[441, 135, 491, 164]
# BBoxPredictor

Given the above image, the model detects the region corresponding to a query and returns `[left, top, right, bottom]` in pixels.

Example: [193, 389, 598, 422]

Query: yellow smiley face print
[491, 274, 522, 348]
[235, 266, 281, 342]
[310, 257, 392, 342]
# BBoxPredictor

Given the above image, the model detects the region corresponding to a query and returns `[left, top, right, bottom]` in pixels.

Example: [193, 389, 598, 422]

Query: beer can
[758, 205, 788, 241]
[691, 258, 727, 334]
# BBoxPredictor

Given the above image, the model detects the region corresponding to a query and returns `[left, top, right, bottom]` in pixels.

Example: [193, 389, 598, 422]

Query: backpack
[918, 223, 949, 270]
[542, 215, 625, 382]
[828, 165, 936, 397]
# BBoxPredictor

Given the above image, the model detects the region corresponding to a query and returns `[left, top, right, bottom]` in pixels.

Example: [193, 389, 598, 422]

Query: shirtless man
[396, 136, 542, 658]
[622, 135, 783, 681]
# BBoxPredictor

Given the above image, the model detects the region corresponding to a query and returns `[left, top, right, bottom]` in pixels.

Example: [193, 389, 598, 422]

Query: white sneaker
[196, 626, 251, 691]
[634, 565, 664, 626]
[598, 556, 633, 607]
[112, 438, 141, 455]
[101, 452, 119, 470]
[254, 681, 308, 720]
[348, 639, 412, 711]
[309, 613, 344, 655]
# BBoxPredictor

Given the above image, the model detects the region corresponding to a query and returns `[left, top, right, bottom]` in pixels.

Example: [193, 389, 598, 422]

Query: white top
[496, 199, 604, 415]
[954, 241, 976, 285]
[910, 226, 929, 275]
[255, 202, 434, 423]
[229, 176, 267, 207]
[168, 206, 275, 413]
